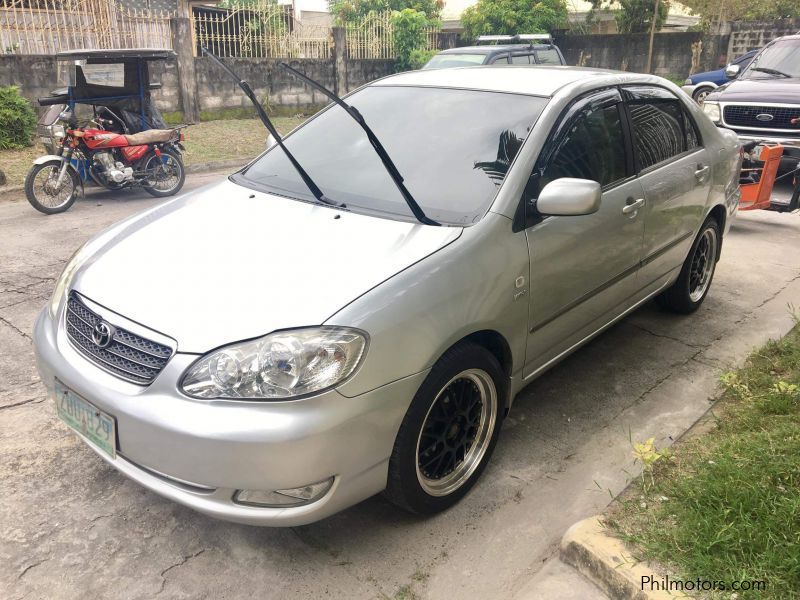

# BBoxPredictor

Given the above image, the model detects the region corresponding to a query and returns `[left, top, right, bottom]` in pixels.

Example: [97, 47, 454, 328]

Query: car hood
[710, 77, 800, 103]
[690, 68, 724, 85]
[73, 179, 462, 353]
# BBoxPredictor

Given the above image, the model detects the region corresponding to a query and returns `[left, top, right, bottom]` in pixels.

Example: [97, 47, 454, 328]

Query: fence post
[332, 26, 347, 95]
[170, 17, 199, 124]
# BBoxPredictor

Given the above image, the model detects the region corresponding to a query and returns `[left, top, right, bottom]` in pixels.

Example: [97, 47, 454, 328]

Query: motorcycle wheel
[24, 160, 79, 215]
[143, 149, 186, 198]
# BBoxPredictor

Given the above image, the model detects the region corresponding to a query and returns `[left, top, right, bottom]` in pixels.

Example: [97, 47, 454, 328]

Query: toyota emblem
[92, 321, 114, 348]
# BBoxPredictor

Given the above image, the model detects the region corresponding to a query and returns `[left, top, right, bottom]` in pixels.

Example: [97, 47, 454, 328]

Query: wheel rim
[695, 89, 710, 104]
[145, 154, 181, 192]
[689, 227, 717, 302]
[415, 369, 498, 497]
[32, 166, 74, 209]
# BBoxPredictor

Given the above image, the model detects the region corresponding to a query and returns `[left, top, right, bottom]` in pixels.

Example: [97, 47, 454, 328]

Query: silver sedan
[33, 66, 742, 526]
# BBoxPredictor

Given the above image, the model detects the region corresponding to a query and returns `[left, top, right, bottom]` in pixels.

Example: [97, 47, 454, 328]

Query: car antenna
[201, 48, 343, 208]
[279, 62, 440, 226]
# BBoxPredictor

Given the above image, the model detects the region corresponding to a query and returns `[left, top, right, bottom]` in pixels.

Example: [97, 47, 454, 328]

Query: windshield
[236, 86, 547, 225]
[741, 38, 800, 79]
[422, 53, 488, 69]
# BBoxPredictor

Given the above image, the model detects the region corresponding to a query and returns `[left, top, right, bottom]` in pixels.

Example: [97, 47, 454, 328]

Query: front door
[521, 89, 646, 376]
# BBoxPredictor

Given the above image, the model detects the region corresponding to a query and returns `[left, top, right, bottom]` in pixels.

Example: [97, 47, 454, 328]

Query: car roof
[371, 65, 648, 98]
[437, 44, 555, 55]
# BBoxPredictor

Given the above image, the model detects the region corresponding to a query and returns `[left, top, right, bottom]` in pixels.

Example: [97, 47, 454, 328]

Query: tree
[679, 0, 798, 24]
[590, 0, 669, 33]
[329, 0, 443, 24]
[392, 8, 436, 71]
[460, 0, 568, 40]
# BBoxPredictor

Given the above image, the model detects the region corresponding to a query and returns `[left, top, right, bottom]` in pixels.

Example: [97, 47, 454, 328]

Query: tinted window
[489, 54, 509, 64]
[511, 54, 531, 64]
[540, 103, 626, 189]
[683, 108, 700, 150]
[628, 100, 685, 170]
[238, 87, 548, 225]
[535, 48, 562, 64]
[423, 53, 487, 69]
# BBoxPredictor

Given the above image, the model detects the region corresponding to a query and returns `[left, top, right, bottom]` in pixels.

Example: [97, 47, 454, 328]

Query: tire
[24, 160, 79, 215]
[692, 86, 713, 104]
[656, 217, 720, 314]
[384, 341, 506, 515]
[143, 149, 185, 198]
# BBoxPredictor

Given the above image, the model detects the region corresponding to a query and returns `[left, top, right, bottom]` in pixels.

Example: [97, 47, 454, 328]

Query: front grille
[65, 293, 172, 384]
[723, 104, 800, 130]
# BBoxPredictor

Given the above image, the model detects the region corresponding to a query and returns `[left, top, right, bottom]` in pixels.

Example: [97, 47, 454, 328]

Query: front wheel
[384, 342, 506, 514]
[692, 86, 712, 104]
[24, 160, 79, 215]
[142, 149, 185, 198]
[656, 217, 720, 314]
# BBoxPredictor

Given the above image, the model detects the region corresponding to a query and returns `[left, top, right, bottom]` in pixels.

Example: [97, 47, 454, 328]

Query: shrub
[392, 8, 434, 72]
[0, 86, 37, 150]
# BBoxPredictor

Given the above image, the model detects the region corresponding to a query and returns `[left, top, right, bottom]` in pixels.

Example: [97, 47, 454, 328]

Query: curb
[560, 516, 689, 600]
[0, 157, 255, 196]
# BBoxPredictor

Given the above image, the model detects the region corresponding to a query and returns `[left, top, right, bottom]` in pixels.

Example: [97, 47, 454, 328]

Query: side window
[628, 100, 685, 170]
[683, 108, 701, 150]
[540, 103, 627, 190]
[535, 48, 562, 64]
[488, 54, 509, 65]
[511, 54, 531, 64]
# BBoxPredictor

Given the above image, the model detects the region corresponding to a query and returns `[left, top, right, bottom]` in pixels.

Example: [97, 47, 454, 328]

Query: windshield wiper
[202, 49, 343, 208]
[279, 62, 440, 226]
[750, 67, 791, 78]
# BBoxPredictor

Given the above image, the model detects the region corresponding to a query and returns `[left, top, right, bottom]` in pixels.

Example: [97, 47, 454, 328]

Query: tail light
[179, 132, 185, 141]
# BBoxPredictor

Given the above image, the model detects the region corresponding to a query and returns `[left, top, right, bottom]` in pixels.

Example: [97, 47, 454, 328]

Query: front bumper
[33, 306, 426, 526]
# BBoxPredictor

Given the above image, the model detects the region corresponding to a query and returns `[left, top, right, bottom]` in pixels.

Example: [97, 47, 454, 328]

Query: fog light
[233, 477, 334, 508]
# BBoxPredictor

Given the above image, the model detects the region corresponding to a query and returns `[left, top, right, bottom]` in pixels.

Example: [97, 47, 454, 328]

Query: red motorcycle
[26, 110, 186, 214]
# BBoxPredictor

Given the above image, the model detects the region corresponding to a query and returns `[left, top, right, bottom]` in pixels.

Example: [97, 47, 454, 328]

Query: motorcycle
[26, 48, 187, 215]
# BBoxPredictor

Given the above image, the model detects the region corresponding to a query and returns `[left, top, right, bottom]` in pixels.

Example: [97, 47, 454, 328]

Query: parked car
[422, 34, 566, 69]
[682, 49, 758, 103]
[34, 65, 741, 526]
[701, 33, 800, 207]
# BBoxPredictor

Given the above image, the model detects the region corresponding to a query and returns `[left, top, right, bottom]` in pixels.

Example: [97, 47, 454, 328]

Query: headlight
[703, 102, 721, 123]
[48, 243, 90, 318]
[181, 327, 367, 399]
[684, 78, 692, 85]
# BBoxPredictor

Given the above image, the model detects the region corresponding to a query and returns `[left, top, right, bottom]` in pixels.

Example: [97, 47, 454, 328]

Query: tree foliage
[329, 0, 443, 23]
[392, 8, 436, 71]
[590, 0, 669, 34]
[460, 0, 568, 40]
[0, 86, 36, 150]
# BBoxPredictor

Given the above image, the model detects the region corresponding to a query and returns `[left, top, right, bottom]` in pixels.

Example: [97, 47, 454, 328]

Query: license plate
[54, 379, 117, 459]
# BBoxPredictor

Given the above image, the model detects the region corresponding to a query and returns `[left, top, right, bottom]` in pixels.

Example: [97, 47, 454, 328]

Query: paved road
[2, 175, 800, 600]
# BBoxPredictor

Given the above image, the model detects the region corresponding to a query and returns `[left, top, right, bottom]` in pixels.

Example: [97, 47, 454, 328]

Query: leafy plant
[460, 0, 568, 40]
[329, 0, 442, 24]
[0, 86, 36, 150]
[392, 8, 435, 72]
[590, 0, 668, 34]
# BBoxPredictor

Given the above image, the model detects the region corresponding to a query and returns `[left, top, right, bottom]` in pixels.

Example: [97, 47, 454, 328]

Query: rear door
[622, 86, 711, 285]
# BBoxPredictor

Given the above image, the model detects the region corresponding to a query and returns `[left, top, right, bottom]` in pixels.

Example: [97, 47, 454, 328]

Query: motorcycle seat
[124, 129, 178, 145]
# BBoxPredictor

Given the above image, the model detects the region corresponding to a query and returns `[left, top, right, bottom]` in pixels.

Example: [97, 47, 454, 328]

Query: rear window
[237, 86, 548, 225]
[422, 53, 487, 69]
[535, 48, 562, 64]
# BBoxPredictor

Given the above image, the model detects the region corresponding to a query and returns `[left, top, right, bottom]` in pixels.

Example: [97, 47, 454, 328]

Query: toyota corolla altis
[34, 66, 741, 526]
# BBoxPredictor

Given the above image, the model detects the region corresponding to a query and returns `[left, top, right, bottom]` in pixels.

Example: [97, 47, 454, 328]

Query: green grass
[0, 115, 308, 190]
[609, 327, 800, 599]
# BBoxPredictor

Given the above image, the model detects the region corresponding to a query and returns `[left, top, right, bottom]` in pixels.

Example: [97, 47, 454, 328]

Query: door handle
[695, 165, 710, 182]
[622, 198, 644, 215]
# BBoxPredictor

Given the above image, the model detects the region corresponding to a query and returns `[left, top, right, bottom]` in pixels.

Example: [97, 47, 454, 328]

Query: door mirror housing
[536, 178, 602, 216]
[266, 133, 277, 149]
[724, 63, 741, 79]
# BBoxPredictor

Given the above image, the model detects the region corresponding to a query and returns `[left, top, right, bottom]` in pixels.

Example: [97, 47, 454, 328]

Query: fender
[32, 155, 85, 193]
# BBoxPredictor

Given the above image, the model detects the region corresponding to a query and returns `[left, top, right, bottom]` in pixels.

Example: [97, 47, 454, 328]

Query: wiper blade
[750, 67, 791, 78]
[202, 49, 343, 208]
[279, 62, 440, 226]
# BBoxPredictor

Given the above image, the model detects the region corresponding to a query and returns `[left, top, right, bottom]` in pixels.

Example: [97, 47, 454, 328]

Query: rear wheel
[24, 160, 79, 215]
[384, 342, 505, 514]
[142, 149, 185, 198]
[656, 217, 720, 314]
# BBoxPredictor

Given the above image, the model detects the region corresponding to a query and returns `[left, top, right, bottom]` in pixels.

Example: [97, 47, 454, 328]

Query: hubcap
[415, 369, 497, 497]
[689, 227, 717, 302]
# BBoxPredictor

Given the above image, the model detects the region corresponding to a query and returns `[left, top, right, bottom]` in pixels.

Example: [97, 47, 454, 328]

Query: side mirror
[266, 133, 277, 149]
[724, 63, 741, 79]
[536, 178, 602, 217]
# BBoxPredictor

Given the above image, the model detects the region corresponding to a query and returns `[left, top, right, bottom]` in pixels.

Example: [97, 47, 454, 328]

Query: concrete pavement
[1, 175, 799, 600]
